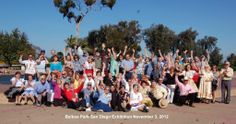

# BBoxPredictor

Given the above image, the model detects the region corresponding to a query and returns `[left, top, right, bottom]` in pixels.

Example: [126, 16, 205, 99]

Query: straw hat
[158, 98, 168, 109]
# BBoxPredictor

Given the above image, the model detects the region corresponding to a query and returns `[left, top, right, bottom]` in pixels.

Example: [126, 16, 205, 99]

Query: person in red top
[62, 82, 84, 109]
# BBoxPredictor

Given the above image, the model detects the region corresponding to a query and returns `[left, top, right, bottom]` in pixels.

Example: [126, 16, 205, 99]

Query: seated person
[110, 85, 119, 111]
[52, 78, 64, 107]
[62, 82, 84, 109]
[175, 75, 196, 107]
[130, 84, 149, 112]
[81, 82, 96, 109]
[92, 82, 112, 112]
[150, 78, 168, 108]
[21, 74, 36, 105]
[117, 85, 131, 112]
[34, 74, 51, 106]
[139, 80, 153, 107]
[7, 72, 25, 105]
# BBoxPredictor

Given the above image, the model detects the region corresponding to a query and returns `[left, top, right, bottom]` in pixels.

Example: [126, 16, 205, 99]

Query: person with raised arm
[19, 54, 37, 80]
[92, 80, 112, 112]
[36, 50, 49, 81]
[110, 47, 119, 77]
[63, 47, 73, 69]
[175, 73, 196, 107]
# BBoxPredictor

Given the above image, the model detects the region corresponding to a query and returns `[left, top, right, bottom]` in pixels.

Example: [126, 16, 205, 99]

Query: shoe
[189, 104, 195, 108]
[36, 103, 41, 107]
[225, 101, 230, 104]
[86, 107, 91, 112]
[97, 109, 104, 112]
[16, 103, 21, 106]
[143, 106, 149, 113]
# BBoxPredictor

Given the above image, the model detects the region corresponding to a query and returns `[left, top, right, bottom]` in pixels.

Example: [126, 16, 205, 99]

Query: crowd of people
[5, 43, 234, 112]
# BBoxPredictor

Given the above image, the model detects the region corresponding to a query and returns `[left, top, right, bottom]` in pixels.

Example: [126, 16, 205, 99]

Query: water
[0, 75, 14, 84]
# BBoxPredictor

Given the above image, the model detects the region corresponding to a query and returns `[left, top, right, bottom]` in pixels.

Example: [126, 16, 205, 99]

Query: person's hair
[15, 71, 21, 76]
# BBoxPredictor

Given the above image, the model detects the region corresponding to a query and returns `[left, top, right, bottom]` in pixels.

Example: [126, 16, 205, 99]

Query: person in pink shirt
[175, 75, 196, 107]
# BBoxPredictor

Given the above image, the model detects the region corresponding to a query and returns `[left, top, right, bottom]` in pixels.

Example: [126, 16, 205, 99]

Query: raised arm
[111, 47, 117, 60]
[144, 47, 149, 58]
[158, 49, 164, 60]
[63, 48, 67, 64]
[19, 55, 24, 64]
[132, 48, 136, 60]
[123, 45, 128, 56]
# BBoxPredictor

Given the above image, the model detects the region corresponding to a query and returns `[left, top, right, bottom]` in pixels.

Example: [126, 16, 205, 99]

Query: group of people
[5, 43, 234, 112]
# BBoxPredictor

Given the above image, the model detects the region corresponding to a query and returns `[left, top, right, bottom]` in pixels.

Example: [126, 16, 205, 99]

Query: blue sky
[0, 0, 235, 59]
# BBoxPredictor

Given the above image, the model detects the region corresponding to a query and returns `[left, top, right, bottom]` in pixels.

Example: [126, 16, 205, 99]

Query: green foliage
[176, 28, 198, 52]
[53, 0, 116, 24]
[0, 28, 38, 66]
[209, 47, 223, 66]
[65, 21, 141, 54]
[144, 24, 177, 54]
[86, 20, 141, 53]
[144, 24, 223, 66]
[227, 53, 236, 70]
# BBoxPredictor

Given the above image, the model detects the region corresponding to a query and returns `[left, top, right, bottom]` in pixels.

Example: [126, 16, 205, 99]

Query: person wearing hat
[150, 78, 168, 108]
[175, 75, 196, 107]
[83, 72, 95, 89]
[139, 79, 153, 107]
[220, 61, 234, 104]
[80, 82, 96, 111]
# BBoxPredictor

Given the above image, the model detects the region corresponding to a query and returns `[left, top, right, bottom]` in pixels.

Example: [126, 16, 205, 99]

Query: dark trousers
[179, 93, 195, 106]
[125, 71, 133, 81]
[221, 80, 231, 103]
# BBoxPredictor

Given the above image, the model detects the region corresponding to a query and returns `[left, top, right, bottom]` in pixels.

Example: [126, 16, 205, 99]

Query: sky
[0, 0, 236, 59]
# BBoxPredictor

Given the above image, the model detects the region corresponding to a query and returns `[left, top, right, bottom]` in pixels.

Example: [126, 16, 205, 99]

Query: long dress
[198, 70, 213, 99]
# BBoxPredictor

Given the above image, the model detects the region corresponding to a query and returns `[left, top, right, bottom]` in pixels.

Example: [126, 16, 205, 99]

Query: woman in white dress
[198, 65, 214, 103]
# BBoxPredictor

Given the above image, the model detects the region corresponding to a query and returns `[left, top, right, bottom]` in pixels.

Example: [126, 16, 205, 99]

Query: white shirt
[36, 60, 46, 73]
[20, 59, 37, 74]
[24, 80, 35, 91]
[130, 91, 143, 105]
[83, 77, 95, 89]
[11, 77, 25, 87]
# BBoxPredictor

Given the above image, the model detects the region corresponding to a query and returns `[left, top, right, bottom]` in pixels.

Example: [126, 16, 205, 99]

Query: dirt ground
[0, 75, 236, 124]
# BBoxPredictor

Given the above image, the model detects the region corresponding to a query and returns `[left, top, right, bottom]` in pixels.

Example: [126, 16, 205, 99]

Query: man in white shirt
[19, 54, 37, 80]
[220, 61, 234, 104]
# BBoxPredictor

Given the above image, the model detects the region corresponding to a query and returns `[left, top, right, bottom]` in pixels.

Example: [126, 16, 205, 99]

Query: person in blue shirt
[92, 82, 112, 112]
[50, 55, 63, 73]
[34, 74, 51, 106]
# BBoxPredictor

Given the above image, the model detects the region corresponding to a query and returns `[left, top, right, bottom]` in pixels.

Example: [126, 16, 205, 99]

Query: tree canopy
[0, 28, 39, 66]
[65, 20, 142, 54]
[144, 24, 223, 65]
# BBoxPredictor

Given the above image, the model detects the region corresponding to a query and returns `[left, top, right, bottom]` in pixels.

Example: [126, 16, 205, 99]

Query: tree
[65, 35, 92, 53]
[86, 20, 142, 53]
[196, 36, 217, 55]
[227, 53, 236, 70]
[176, 28, 198, 53]
[53, 0, 116, 37]
[0, 28, 38, 66]
[209, 47, 223, 66]
[143, 24, 177, 54]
